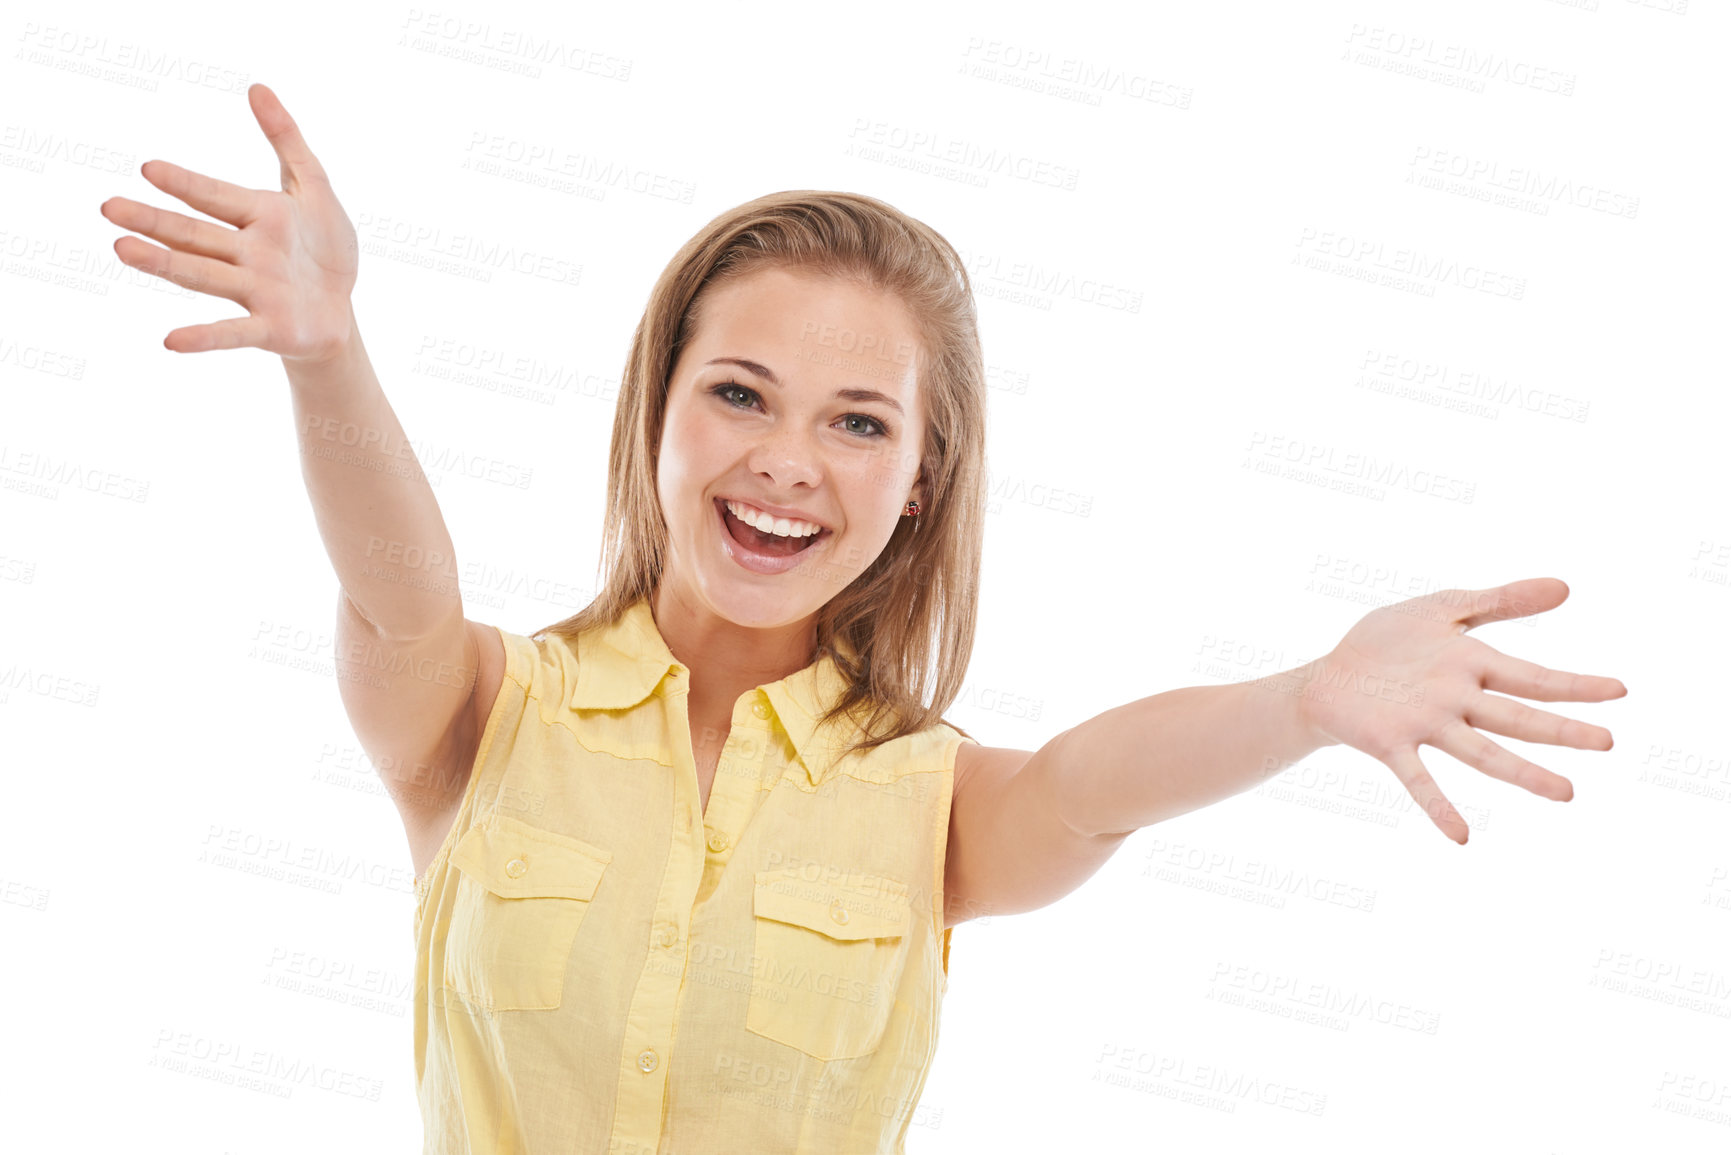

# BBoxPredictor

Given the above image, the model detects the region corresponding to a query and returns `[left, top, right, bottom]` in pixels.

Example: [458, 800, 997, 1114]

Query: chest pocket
[442, 815, 612, 1012]
[746, 868, 912, 1061]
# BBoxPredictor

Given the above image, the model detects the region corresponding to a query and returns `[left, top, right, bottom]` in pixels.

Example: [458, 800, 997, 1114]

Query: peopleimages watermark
[15, 23, 249, 93]
[845, 118, 1081, 190]
[397, 9, 632, 81]
[1588, 947, 1731, 1019]
[0, 443, 149, 503]
[957, 39, 1193, 110]
[1407, 145, 1639, 220]
[1207, 960, 1442, 1034]
[1342, 24, 1576, 96]
[953, 246, 1143, 313]
[0, 333, 87, 379]
[199, 824, 417, 896]
[1355, 348, 1590, 423]
[1093, 1044, 1327, 1116]
[353, 212, 582, 287]
[1141, 836, 1379, 914]
[461, 131, 695, 204]
[1242, 430, 1477, 505]
[0, 662, 100, 707]
[1293, 227, 1525, 301]
[147, 1026, 385, 1100]
[0, 877, 50, 912]
[0, 124, 136, 176]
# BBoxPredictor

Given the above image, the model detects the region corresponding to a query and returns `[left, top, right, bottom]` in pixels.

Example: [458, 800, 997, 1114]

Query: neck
[649, 583, 821, 706]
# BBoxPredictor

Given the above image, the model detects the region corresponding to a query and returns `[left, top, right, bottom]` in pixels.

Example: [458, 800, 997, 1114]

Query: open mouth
[714, 497, 830, 559]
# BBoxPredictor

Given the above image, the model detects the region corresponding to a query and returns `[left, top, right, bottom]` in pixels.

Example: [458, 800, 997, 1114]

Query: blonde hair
[538, 190, 986, 756]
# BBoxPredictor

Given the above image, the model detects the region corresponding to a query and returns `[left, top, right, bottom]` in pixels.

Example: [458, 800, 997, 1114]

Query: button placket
[610, 675, 698, 1153]
[701, 695, 771, 861]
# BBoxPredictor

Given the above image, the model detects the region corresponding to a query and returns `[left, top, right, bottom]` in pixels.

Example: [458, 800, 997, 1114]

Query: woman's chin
[698, 581, 823, 628]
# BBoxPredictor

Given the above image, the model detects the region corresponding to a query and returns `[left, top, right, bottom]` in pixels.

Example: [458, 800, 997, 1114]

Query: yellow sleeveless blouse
[412, 595, 969, 1152]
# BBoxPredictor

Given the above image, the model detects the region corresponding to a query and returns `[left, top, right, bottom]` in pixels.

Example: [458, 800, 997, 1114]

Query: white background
[4, 0, 1727, 1151]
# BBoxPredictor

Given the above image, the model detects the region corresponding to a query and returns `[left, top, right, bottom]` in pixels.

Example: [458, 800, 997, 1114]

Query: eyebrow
[703, 356, 906, 416]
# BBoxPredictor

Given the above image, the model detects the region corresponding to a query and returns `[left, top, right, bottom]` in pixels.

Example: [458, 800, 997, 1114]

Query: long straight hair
[538, 190, 987, 757]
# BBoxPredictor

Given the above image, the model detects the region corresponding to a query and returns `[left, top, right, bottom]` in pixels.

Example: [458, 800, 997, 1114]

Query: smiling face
[655, 264, 927, 632]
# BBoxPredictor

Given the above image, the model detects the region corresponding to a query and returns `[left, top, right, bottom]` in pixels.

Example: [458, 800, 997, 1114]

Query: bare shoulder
[952, 739, 1035, 799]
[945, 733, 1129, 927]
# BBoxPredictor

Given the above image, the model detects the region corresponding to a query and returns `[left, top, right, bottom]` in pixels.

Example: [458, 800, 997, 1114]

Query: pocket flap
[753, 868, 909, 940]
[449, 815, 612, 901]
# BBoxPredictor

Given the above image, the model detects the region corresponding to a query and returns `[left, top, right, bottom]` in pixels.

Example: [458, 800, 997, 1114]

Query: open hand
[99, 82, 358, 364]
[1289, 577, 1627, 844]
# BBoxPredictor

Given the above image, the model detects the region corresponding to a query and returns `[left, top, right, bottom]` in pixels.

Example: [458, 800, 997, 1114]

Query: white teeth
[725, 500, 823, 539]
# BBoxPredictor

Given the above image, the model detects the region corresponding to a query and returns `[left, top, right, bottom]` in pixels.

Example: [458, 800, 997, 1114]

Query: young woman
[102, 84, 1627, 1153]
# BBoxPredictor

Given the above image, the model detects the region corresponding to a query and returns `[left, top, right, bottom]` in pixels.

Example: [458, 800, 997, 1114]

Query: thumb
[248, 83, 325, 188]
[1443, 577, 1570, 634]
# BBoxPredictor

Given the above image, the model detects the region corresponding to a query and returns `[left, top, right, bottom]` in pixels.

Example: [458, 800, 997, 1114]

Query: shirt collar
[568, 595, 857, 786]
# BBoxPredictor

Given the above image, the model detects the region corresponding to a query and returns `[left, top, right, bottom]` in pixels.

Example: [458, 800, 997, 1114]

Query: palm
[1300, 604, 1470, 754]
[1288, 578, 1626, 844]
[99, 82, 358, 362]
[243, 179, 358, 359]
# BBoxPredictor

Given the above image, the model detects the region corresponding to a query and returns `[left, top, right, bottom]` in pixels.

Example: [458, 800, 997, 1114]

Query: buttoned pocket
[745, 869, 912, 1061]
[442, 815, 612, 1012]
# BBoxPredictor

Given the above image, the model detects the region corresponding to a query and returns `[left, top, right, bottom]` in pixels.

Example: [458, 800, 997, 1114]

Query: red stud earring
[904, 500, 920, 516]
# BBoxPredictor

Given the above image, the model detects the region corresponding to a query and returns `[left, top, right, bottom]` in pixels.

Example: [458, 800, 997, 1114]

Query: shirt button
[504, 857, 528, 878]
[752, 702, 770, 720]
[657, 926, 678, 948]
[707, 831, 729, 853]
[830, 902, 850, 925]
[637, 1048, 659, 1073]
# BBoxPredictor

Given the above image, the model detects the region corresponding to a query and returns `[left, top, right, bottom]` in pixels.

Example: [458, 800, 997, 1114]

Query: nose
[746, 420, 823, 490]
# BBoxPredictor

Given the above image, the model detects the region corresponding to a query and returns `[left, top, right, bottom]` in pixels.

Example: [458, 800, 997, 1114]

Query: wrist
[1255, 656, 1337, 758]
[282, 308, 364, 389]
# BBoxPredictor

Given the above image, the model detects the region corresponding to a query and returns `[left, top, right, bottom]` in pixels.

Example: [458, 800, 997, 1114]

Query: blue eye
[708, 381, 891, 439]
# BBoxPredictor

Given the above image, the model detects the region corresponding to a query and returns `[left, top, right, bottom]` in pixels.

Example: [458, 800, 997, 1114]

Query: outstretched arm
[944, 676, 1320, 926]
[1051, 654, 1324, 840]
[1061, 578, 1626, 842]
[945, 579, 1628, 925]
